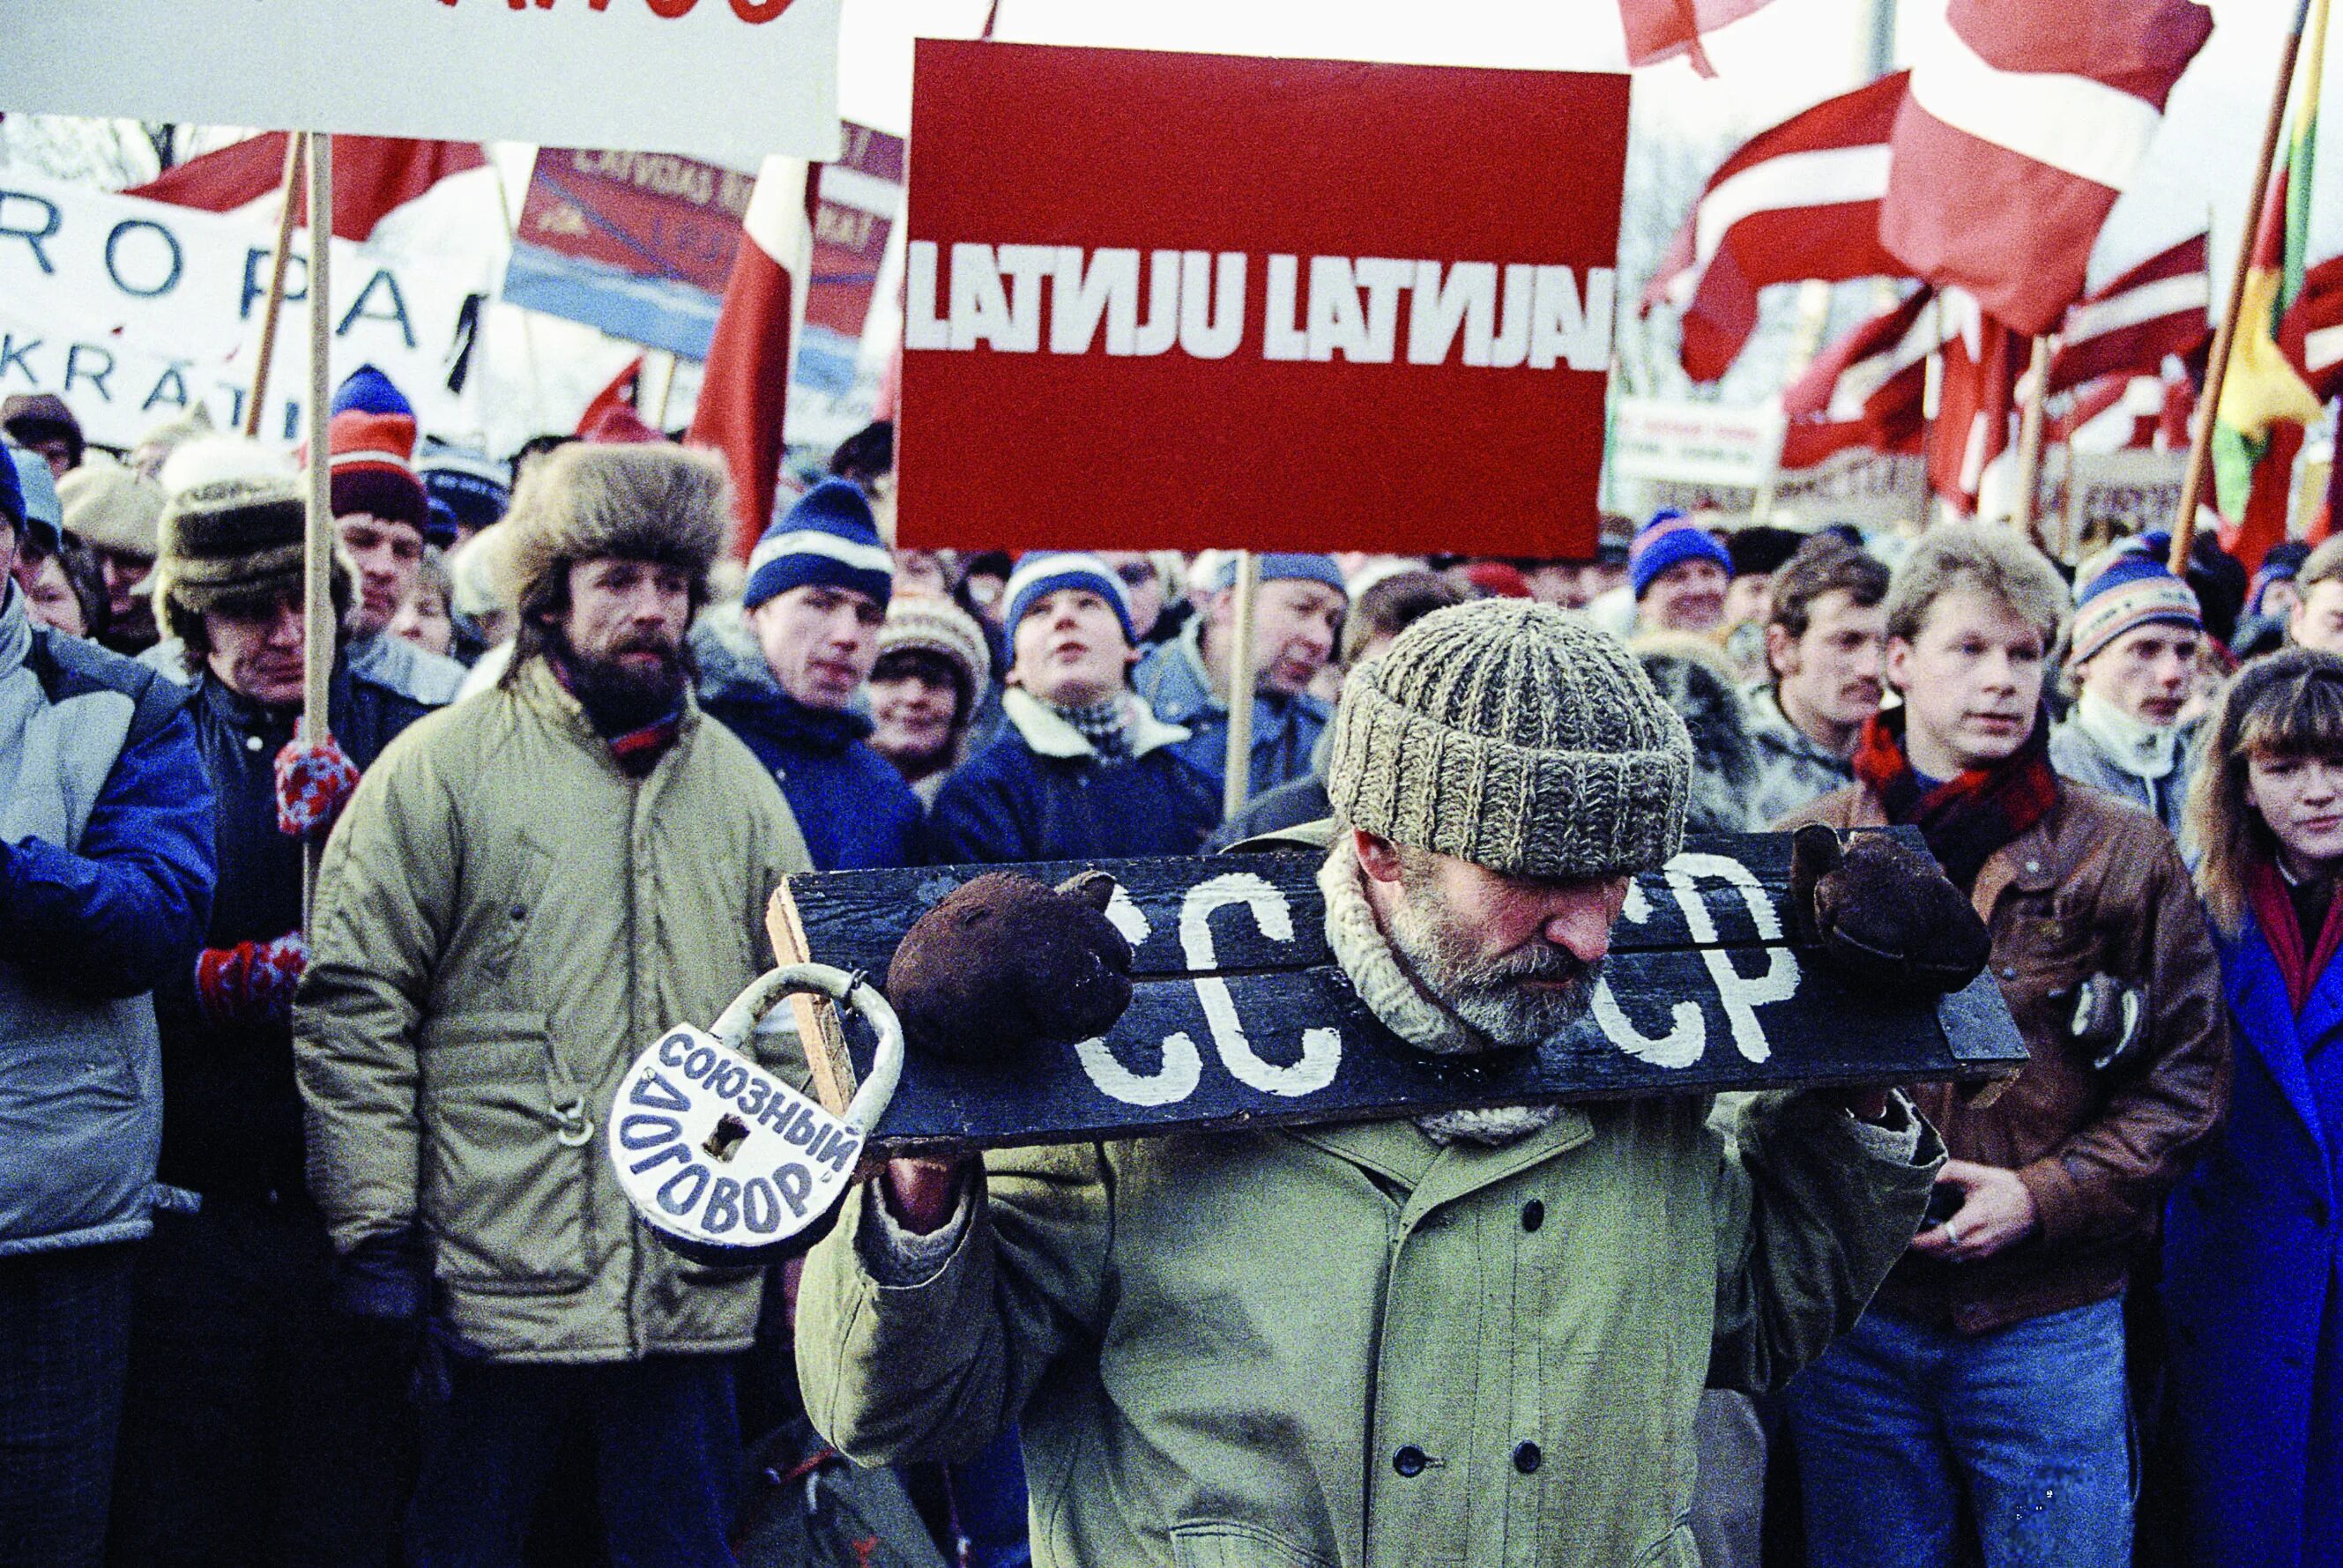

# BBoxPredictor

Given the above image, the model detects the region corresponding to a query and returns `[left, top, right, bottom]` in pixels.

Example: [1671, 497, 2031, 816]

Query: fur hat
[495, 442, 730, 612]
[58, 452, 166, 560]
[151, 438, 346, 647]
[1329, 598, 1692, 879]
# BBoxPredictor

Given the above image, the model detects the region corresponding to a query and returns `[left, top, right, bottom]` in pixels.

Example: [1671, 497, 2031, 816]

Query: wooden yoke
[768, 831, 2028, 1155]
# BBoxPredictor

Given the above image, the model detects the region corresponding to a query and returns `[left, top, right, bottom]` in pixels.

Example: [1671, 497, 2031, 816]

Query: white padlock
[606, 962, 903, 1265]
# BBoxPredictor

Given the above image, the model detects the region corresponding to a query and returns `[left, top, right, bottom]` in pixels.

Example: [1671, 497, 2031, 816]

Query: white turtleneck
[2073, 688, 2183, 781]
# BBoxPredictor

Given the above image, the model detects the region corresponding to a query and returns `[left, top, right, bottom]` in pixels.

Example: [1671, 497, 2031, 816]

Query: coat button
[1513, 1441, 1543, 1475]
[1392, 1445, 1427, 1477]
[1521, 1200, 1544, 1232]
[245, 734, 264, 752]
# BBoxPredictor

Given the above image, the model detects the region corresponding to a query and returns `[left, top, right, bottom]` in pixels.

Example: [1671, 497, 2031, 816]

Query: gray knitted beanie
[1328, 599, 1692, 879]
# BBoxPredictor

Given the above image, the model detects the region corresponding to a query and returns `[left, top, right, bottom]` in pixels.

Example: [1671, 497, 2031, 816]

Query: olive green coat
[798, 1090, 1940, 1568]
[294, 658, 812, 1362]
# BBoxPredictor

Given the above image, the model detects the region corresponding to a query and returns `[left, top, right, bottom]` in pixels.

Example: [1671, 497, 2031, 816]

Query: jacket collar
[1746, 683, 1843, 766]
[999, 685, 1187, 761]
[516, 653, 699, 775]
[704, 671, 872, 753]
[2233, 915, 2336, 1158]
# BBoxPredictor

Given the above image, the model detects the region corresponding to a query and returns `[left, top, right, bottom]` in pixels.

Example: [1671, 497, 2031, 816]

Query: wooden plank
[776, 830, 2032, 1153]
[766, 881, 858, 1118]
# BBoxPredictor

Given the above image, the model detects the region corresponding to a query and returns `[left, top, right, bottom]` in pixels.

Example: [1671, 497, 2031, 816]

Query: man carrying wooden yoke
[795, 598, 1967, 1568]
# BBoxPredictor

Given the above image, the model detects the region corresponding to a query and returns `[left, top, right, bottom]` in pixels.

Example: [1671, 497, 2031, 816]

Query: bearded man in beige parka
[294, 443, 812, 1568]
[795, 599, 1954, 1568]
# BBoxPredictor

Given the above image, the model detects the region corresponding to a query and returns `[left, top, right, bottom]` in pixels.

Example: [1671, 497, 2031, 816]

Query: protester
[1134, 550, 1347, 803]
[390, 546, 459, 661]
[0, 444, 215, 1568]
[59, 454, 167, 657]
[1722, 524, 1808, 683]
[107, 449, 433, 1567]
[867, 593, 993, 804]
[127, 407, 216, 486]
[1630, 509, 1732, 635]
[799, 598, 1955, 1568]
[18, 531, 108, 641]
[324, 405, 467, 706]
[416, 436, 513, 547]
[2162, 648, 2343, 1568]
[927, 551, 1217, 863]
[893, 547, 954, 599]
[1781, 524, 2229, 1568]
[1214, 568, 1467, 846]
[294, 442, 813, 1568]
[447, 522, 513, 664]
[1633, 632, 1762, 834]
[1094, 550, 1169, 642]
[1747, 536, 1891, 826]
[2, 390, 86, 479]
[2049, 544, 2205, 837]
[703, 479, 923, 870]
[2291, 535, 2343, 658]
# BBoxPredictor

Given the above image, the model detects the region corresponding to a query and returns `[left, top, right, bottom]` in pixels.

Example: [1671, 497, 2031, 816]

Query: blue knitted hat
[1629, 509, 1732, 598]
[1003, 551, 1137, 646]
[1212, 552, 1349, 598]
[418, 436, 512, 536]
[0, 445, 25, 539]
[2071, 544, 2200, 665]
[331, 364, 413, 420]
[741, 479, 893, 611]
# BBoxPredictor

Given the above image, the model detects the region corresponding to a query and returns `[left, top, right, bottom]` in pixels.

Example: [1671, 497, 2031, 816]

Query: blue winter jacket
[703, 673, 920, 871]
[925, 687, 1220, 866]
[0, 589, 216, 1255]
[2161, 903, 2343, 1568]
[1133, 618, 1330, 807]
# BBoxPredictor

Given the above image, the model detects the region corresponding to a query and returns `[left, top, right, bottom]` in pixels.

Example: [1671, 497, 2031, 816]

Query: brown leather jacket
[1781, 780, 2229, 1335]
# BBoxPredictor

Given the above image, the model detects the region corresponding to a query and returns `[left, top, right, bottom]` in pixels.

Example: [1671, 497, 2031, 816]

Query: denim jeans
[0, 1243, 135, 1568]
[406, 1352, 742, 1568]
[1783, 1297, 2134, 1568]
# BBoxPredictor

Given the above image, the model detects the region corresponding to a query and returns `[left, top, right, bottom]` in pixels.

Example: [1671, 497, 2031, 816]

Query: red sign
[896, 42, 1628, 555]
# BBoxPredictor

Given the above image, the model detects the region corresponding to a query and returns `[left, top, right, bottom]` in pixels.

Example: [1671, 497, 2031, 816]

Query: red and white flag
[1881, 0, 2213, 335]
[1776, 286, 1938, 467]
[128, 133, 487, 243]
[1930, 289, 2024, 514]
[1643, 73, 1908, 383]
[688, 156, 815, 559]
[2047, 233, 2210, 393]
[1618, 0, 1782, 76]
[2281, 253, 2343, 401]
[2049, 374, 2166, 450]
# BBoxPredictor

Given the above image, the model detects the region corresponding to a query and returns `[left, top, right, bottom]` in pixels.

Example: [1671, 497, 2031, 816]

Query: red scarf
[1850, 705, 2060, 890]
[2247, 856, 2343, 1014]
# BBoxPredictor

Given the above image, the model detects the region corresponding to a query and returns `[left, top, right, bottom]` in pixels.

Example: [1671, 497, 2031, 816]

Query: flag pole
[2012, 334, 2054, 547]
[301, 130, 336, 919]
[243, 136, 308, 439]
[2169, 0, 2315, 576]
[1222, 552, 1261, 825]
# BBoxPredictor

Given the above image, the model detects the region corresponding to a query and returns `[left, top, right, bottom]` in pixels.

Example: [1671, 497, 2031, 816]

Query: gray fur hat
[496, 442, 730, 609]
[1328, 599, 1692, 879]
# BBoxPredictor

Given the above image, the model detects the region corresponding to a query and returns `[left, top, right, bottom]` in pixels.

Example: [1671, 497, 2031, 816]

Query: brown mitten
[1789, 824, 1991, 1000]
[885, 870, 1136, 1062]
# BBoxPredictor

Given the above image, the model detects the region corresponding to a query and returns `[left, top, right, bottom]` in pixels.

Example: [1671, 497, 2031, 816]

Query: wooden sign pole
[300, 130, 336, 921]
[1221, 551, 1261, 823]
[242, 135, 308, 440]
[2168, 0, 2315, 576]
[2011, 334, 2053, 548]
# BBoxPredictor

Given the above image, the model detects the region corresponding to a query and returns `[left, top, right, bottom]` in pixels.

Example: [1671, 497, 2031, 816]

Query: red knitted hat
[325, 409, 428, 532]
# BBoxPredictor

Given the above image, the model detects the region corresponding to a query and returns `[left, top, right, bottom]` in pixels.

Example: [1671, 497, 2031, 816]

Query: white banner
[0, 0, 842, 165]
[1611, 398, 1787, 488]
[0, 173, 485, 450]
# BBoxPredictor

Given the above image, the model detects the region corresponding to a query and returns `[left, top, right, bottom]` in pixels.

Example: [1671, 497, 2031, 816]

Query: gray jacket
[1, 589, 215, 1255]
[1744, 685, 1856, 829]
[2048, 717, 2199, 841]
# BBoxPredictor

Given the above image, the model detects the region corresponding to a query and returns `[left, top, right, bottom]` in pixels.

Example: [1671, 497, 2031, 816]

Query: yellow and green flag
[2214, 0, 2331, 519]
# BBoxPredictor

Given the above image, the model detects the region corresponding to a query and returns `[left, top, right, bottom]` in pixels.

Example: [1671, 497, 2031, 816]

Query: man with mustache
[703, 479, 923, 871]
[107, 442, 433, 1566]
[1780, 525, 2228, 1568]
[294, 444, 813, 1567]
[2048, 542, 2206, 837]
[1747, 536, 1892, 826]
[800, 598, 1954, 1568]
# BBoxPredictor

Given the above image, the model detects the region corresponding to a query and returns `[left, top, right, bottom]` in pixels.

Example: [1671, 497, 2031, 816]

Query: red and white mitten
[275, 721, 361, 838]
[193, 930, 309, 1028]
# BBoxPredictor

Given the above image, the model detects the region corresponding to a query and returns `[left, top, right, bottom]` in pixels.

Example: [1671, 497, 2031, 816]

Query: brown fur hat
[149, 438, 351, 654]
[495, 442, 731, 611]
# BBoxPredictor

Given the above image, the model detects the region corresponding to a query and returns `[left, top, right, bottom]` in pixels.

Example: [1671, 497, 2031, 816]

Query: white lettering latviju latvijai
[903, 241, 1615, 370]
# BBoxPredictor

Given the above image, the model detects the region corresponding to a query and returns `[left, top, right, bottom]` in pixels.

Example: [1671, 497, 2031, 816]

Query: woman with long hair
[2166, 646, 2343, 1568]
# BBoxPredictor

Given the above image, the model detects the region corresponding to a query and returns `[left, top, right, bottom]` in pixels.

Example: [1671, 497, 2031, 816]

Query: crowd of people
[2, 366, 2338, 1568]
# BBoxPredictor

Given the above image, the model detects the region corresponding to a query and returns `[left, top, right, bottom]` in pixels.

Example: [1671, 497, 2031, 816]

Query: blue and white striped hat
[1003, 551, 1137, 646]
[741, 479, 894, 611]
[2071, 542, 2200, 665]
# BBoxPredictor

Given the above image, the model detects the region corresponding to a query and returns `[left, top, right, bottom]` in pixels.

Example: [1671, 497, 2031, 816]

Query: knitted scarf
[1850, 705, 2059, 890]
[549, 654, 682, 779]
[2248, 856, 2343, 1014]
[1052, 695, 1132, 761]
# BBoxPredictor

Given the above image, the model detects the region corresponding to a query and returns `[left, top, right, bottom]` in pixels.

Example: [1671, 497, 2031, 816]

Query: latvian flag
[2047, 234, 2211, 395]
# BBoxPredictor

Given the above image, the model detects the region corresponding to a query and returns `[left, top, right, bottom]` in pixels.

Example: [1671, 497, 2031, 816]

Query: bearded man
[796, 598, 1952, 1568]
[294, 443, 812, 1568]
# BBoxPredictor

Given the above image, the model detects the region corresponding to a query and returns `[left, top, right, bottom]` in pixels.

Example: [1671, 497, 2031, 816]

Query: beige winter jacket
[294, 658, 812, 1362]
